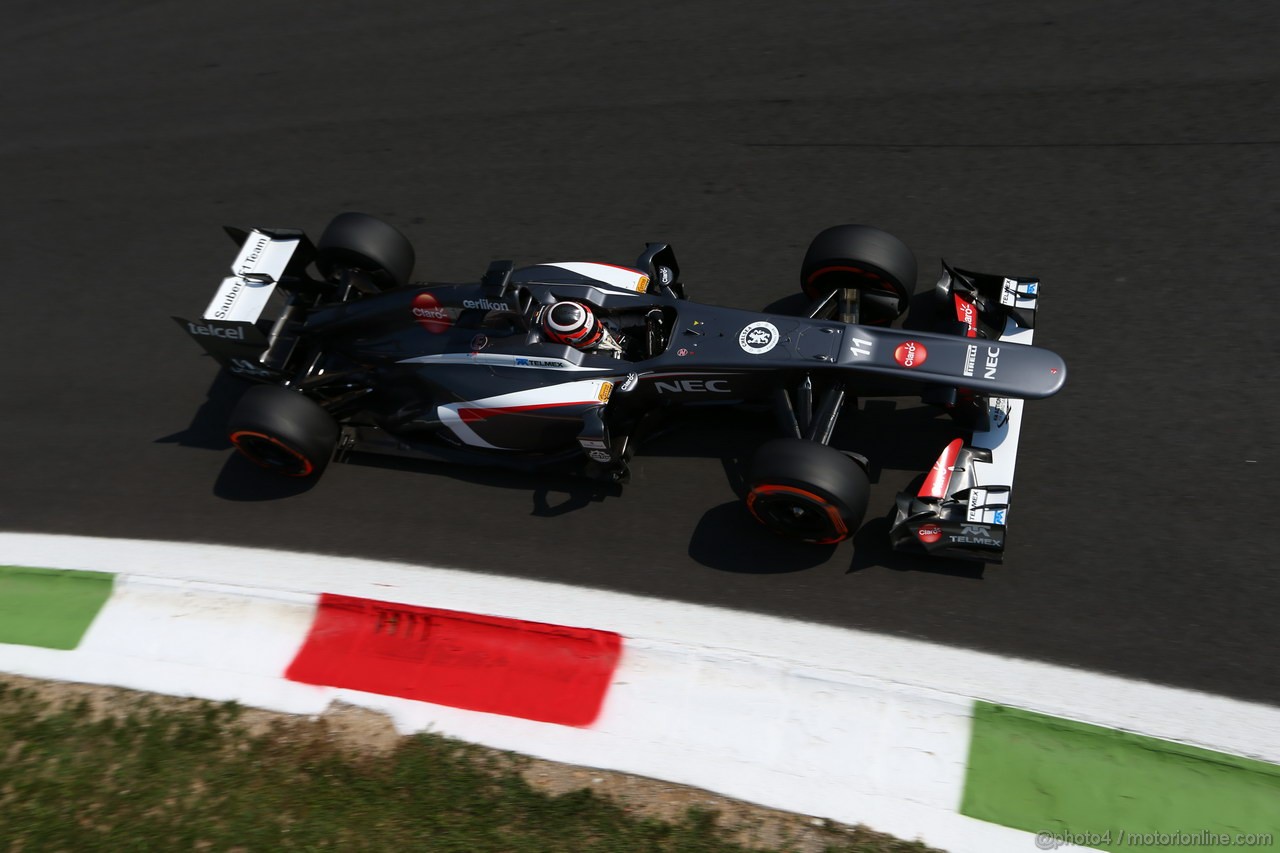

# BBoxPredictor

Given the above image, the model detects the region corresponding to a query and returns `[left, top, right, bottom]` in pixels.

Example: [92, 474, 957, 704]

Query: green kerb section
[0, 566, 115, 650]
[963, 701, 1280, 852]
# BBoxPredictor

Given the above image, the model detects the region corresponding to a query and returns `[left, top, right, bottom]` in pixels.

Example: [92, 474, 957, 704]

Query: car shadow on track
[154, 368, 248, 451]
[167, 367, 988, 580]
[341, 452, 622, 517]
[213, 454, 322, 501]
[687, 501, 985, 579]
[687, 501, 837, 573]
[847, 514, 986, 579]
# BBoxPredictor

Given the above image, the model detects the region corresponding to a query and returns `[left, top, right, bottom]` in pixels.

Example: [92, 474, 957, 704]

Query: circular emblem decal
[738, 321, 780, 355]
[917, 523, 943, 544]
[412, 292, 452, 334]
[893, 340, 928, 368]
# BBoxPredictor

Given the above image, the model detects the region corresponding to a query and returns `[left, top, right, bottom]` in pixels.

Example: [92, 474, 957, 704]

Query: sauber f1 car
[175, 213, 1066, 563]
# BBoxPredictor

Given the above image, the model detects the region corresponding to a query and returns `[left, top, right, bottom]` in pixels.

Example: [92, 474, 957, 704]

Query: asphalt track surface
[3, 1, 1278, 704]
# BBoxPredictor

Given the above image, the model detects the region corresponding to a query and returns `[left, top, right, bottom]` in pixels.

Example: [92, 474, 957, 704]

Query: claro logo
[954, 296, 976, 334]
[916, 523, 943, 544]
[893, 340, 928, 368]
[412, 292, 452, 333]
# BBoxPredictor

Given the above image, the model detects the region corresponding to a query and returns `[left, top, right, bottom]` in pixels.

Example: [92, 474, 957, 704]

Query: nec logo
[188, 322, 245, 340]
[655, 379, 731, 394]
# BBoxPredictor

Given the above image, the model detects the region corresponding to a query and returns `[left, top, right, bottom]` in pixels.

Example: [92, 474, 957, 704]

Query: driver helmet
[542, 301, 604, 349]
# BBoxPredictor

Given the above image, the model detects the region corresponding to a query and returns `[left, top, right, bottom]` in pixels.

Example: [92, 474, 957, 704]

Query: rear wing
[173, 227, 314, 381]
[889, 265, 1056, 563]
[204, 227, 312, 323]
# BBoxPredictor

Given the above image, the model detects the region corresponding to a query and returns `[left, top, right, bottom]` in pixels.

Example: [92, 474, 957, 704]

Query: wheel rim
[230, 430, 315, 477]
[746, 484, 849, 544]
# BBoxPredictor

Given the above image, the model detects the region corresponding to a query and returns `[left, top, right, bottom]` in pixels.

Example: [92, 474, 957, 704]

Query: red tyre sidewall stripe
[746, 484, 849, 544]
[804, 265, 896, 299]
[229, 430, 315, 478]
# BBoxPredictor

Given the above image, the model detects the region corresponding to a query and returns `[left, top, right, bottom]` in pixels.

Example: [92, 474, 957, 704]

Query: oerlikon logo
[412, 292, 451, 333]
[893, 340, 927, 368]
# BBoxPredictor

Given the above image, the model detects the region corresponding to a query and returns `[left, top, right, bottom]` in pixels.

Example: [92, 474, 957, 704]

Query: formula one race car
[175, 213, 1066, 562]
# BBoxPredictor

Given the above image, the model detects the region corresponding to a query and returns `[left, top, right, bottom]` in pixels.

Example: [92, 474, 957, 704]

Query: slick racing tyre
[315, 212, 416, 291]
[228, 385, 339, 479]
[745, 438, 870, 545]
[801, 225, 917, 324]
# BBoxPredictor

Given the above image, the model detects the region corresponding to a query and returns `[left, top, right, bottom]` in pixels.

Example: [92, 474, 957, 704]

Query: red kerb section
[286, 594, 622, 726]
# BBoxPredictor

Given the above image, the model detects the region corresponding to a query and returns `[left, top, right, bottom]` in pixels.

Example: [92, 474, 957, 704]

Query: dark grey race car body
[175, 215, 1066, 563]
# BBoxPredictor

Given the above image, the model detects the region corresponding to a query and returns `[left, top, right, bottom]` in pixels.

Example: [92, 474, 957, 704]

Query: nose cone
[1035, 348, 1068, 398]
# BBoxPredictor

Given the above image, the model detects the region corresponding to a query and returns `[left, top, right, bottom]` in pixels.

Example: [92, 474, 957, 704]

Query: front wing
[889, 266, 1047, 563]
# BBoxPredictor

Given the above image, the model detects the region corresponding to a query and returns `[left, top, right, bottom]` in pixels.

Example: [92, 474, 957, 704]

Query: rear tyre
[801, 225, 917, 323]
[315, 212, 415, 291]
[228, 385, 339, 479]
[745, 438, 870, 544]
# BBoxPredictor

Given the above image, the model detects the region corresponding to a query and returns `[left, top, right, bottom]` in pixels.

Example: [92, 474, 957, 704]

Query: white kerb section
[203, 230, 299, 322]
[965, 280, 1038, 525]
[543, 262, 650, 292]
[6, 533, 1280, 853]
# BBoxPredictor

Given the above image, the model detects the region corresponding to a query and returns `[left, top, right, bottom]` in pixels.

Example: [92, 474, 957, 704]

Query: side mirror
[482, 259, 514, 296]
[635, 243, 682, 296]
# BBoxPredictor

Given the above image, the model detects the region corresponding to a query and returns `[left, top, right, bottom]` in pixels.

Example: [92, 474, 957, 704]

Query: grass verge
[0, 679, 937, 852]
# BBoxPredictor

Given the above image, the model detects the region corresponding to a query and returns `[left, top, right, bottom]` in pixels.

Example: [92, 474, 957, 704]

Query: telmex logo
[412, 292, 451, 333]
[893, 340, 927, 368]
[188, 322, 245, 340]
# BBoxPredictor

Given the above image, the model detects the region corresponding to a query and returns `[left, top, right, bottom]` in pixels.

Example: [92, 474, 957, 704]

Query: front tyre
[228, 385, 339, 479]
[801, 225, 917, 324]
[745, 438, 870, 544]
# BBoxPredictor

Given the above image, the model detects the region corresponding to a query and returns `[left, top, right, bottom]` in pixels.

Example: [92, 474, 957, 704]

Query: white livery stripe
[396, 352, 610, 371]
[544, 262, 649, 292]
[438, 379, 610, 449]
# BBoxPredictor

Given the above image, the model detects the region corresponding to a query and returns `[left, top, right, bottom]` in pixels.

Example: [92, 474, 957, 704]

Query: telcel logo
[188, 322, 245, 340]
[893, 340, 927, 368]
